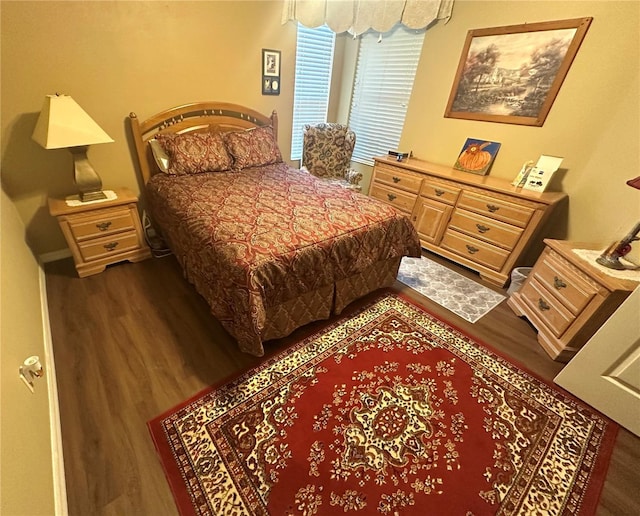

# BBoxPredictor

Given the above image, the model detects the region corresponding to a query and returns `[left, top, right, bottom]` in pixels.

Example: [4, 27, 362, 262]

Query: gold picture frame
[444, 17, 592, 127]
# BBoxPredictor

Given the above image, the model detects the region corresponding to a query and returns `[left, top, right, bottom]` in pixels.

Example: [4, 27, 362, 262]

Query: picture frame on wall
[453, 138, 501, 176]
[444, 17, 592, 127]
[262, 49, 281, 96]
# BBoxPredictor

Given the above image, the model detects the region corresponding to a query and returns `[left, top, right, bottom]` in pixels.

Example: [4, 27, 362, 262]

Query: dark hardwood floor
[44, 253, 640, 515]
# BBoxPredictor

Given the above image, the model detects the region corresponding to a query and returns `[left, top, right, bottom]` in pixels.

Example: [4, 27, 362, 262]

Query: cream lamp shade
[32, 94, 114, 202]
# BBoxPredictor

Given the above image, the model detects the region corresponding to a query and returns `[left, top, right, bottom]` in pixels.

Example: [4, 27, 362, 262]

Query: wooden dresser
[371, 156, 567, 287]
[508, 240, 639, 362]
[49, 187, 151, 277]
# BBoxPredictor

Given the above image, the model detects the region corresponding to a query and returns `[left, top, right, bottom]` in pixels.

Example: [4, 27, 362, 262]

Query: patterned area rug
[397, 256, 506, 323]
[149, 294, 617, 516]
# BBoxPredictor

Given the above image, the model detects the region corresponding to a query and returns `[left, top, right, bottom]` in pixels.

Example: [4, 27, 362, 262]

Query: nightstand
[508, 239, 639, 362]
[48, 187, 152, 277]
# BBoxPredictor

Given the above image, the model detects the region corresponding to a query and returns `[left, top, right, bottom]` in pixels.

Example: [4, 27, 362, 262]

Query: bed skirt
[260, 256, 401, 345]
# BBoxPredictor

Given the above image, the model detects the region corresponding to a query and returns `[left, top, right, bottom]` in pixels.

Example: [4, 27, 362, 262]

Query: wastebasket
[507, 267, 532, 295]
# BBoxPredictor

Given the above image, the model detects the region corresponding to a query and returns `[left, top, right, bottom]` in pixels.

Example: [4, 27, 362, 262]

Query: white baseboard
[40, 249, 72, 264]
[39, 264, 68, 515]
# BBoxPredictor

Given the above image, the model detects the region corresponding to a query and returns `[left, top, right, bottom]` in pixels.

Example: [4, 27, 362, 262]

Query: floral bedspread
[146, 163, 421, 355]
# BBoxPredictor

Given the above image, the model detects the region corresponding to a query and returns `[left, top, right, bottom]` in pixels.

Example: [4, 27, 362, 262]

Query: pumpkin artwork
[454, 139, 500, 175]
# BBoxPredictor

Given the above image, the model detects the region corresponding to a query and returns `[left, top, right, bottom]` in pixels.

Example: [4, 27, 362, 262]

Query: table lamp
[32, 93, 114, 202]
[595, 176, 640, 270]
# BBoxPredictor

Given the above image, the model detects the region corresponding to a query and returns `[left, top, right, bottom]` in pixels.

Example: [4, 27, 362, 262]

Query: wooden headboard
[128, 101, 278, 184]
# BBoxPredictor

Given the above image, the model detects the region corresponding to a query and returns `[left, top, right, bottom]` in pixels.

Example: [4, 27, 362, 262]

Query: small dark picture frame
[262, 49, 281, 96]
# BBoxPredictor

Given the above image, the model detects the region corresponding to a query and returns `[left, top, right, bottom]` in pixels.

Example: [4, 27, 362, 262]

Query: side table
[48, 187, 152, 277]
[507, 239, 639, 362]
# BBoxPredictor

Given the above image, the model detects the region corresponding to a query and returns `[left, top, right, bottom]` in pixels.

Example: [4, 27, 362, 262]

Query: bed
[129, 102, 421, 356]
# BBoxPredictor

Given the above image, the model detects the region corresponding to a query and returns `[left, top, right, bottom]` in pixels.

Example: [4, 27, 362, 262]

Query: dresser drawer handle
[434, 189, 445, 197]
[486, 204, 499, 213]
[392, 176, 401, 183]
[465, 245, 479, 254]
[553, 276, 567, 289]
[476, 224, 490, 233]
[538, 298, 550, 311]
[96, 221, 112, 231]
[387, 193, 397, 202]
[103, 242, 119, 251]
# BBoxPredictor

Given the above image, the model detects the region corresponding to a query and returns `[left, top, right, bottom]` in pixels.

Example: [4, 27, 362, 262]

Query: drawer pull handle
[392, 176, 401, 183]
[538, 298, 550, 311]
[553, 276, 567, 289]
[387, 193, 397, 202]
[96, 221, 112, 231]
[486, 204, 499, 213]
[476, 224, 490, 233]
[465, 245, 479, 254]
[104, 242, 119, 251]
[434, 189, 445, 197]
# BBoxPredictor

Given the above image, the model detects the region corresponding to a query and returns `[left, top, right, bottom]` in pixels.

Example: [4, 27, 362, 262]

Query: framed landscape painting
[444, 17, 592, 126]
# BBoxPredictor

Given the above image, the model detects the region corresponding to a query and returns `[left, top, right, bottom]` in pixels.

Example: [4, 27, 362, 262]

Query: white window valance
[282, 0, 454, 36]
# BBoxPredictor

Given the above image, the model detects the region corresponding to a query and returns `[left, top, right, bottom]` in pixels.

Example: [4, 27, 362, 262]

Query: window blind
[291, 24, 336, 161]
[349, 26, 425, 165]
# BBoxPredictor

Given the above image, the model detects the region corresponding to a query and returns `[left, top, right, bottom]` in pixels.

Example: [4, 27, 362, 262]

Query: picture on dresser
[453, 138, 501, 175]
[444, 17, 592, 127]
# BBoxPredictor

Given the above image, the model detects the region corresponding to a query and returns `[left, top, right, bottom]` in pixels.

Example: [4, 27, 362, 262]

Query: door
[554, 288, 640, 436]
[412, 197, 451, 245]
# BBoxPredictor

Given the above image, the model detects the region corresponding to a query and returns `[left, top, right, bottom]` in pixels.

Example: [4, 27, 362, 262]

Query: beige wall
[0, 189, 55, 515]
[402, 0, 640, 252]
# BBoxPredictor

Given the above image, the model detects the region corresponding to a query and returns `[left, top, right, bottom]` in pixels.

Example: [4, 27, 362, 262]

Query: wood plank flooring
[44, 254, 640, 515]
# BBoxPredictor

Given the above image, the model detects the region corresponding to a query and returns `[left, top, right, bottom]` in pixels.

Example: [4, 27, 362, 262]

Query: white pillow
[149, 138, 170, 173]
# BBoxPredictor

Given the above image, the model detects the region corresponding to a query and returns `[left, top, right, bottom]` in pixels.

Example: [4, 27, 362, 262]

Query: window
[291, 24, 336, 161]
[348, 25, 425, 165]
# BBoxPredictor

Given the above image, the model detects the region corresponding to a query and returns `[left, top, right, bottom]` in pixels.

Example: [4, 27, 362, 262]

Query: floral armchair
[301, 123, 363, 192]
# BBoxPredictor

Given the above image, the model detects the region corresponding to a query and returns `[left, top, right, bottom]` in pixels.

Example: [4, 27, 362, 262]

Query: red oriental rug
[148, 294, 617, 516]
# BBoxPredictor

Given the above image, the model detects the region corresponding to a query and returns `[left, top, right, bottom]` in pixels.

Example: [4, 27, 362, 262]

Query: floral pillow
[223, 126, 282, 170]
[154, 132, 233, 175]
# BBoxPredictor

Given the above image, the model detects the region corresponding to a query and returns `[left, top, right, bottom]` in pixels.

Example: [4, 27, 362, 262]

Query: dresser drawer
[68, 207, 136, 241]
[457, 191, 534, 228]
[370, 183, 417, 213]
[420, 179, 461, 205]
[448, 209, 523, 250]
[441, 230, 509, 271]
[519, 277, 575, 337]
[532, 249, 598, 315]
[78, 231, 141, 262]
[373, 163, 422, 194]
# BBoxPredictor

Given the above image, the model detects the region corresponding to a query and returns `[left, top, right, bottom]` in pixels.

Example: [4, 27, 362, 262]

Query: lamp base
[80, 190, 107, 202]
[595, 253, 626, 270]
[65, 189, 117, 207]
[69, 146, 107, 203]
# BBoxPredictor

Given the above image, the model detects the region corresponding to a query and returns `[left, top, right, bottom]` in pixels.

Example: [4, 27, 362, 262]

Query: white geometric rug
[397, 256, 507, 323]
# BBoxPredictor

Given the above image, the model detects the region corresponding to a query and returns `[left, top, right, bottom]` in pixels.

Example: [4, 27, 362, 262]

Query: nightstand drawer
[373, 163, 422, 194]
[440, 230, 509, 271]
[533, 249, 598, 315]
[448, 209, 523, 250]
[370, 183, 417, 213]
[78, 231, 141, 262]
[458, 191, 534, 228]
[519, 278, 575, 337]
[68, 207, 135, 241]
[420, 179, 461, 205]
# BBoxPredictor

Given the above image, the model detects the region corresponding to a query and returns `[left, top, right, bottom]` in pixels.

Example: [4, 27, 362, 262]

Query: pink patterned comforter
[146, 163, 421, 355]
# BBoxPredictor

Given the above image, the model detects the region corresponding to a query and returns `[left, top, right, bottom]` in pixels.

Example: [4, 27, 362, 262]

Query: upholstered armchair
[301, 123, 363, 192]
